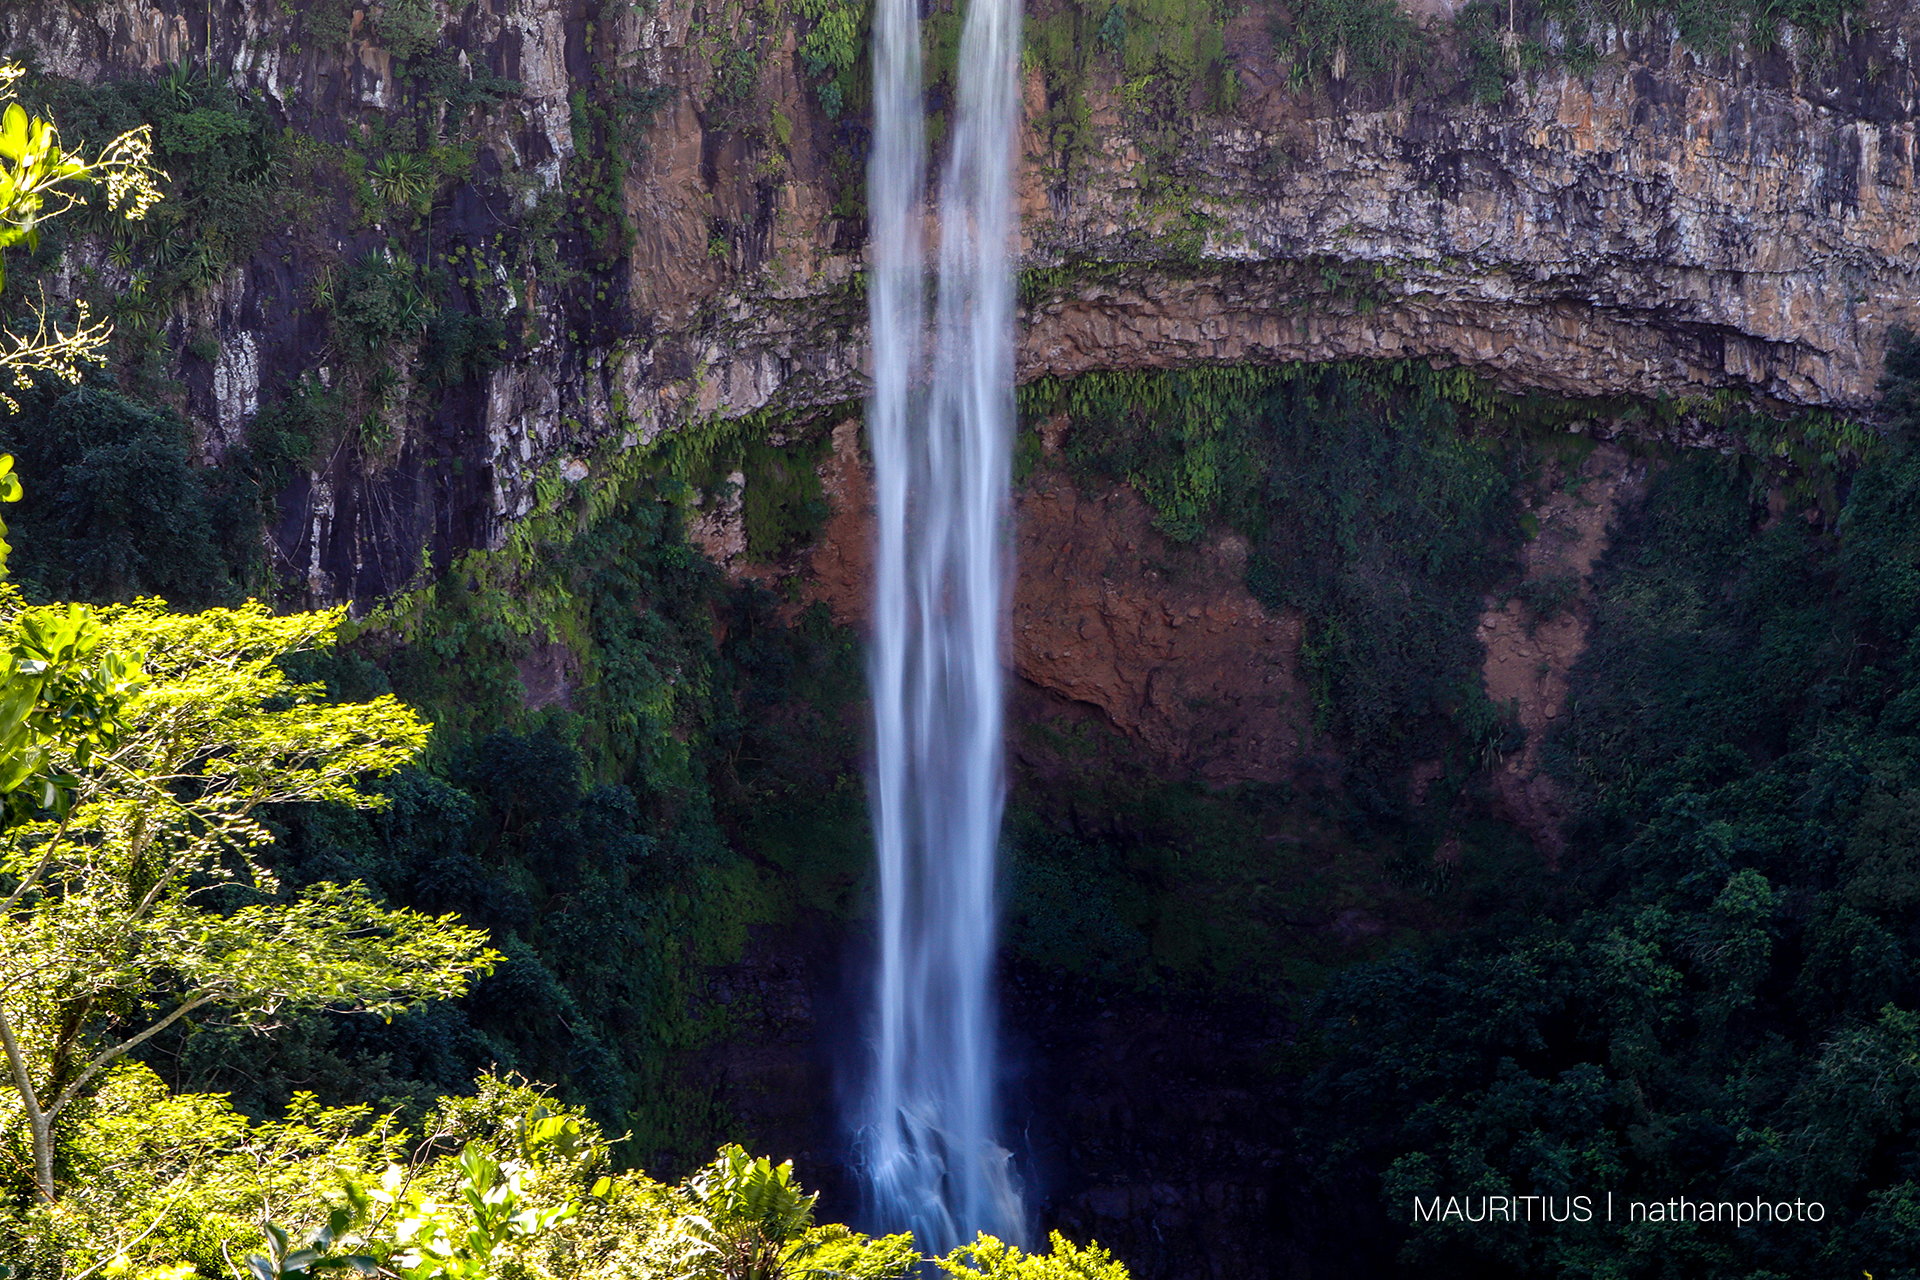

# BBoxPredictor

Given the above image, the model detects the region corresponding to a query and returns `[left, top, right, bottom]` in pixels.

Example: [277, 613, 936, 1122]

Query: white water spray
[861, 0, 1024, 1251]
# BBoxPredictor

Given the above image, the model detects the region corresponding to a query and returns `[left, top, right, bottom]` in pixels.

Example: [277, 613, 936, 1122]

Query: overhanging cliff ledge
[1, 0, 1914, 600]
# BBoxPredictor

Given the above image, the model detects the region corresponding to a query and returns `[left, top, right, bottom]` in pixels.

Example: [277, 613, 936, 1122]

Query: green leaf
[0, 103, 28, 161]
[0, 743, 43, 793]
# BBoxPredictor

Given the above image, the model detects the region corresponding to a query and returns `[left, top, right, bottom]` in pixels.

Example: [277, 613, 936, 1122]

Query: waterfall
[860, 0, 1025, 1252]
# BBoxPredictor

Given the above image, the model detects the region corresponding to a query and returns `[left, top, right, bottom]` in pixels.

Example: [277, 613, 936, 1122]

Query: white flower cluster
[0, 295, 111, 412]
[97, 125, 166, 223]
[0, 62, 168, 411]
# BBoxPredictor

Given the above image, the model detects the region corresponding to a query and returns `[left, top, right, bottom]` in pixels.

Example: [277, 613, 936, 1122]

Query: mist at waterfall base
[853, 0, 1026, 1253]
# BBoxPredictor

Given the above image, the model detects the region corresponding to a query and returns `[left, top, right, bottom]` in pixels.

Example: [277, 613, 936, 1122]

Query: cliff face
[9, 8, 1916, 1275]
[1021, 10, 1920, 411]
[3, 0, 1917, 602]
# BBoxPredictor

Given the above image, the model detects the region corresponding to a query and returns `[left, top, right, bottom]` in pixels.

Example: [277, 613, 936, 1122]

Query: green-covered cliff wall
[3, 3, 1920, 1278]
[1, 0, 1916, 603]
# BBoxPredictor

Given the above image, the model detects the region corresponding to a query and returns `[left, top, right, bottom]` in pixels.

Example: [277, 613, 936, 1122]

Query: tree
[10, 1060, 410, 1275]
[0, 597, 499, 1204]
[0, 74, 490, 1212]
[0, 62, 165, 412]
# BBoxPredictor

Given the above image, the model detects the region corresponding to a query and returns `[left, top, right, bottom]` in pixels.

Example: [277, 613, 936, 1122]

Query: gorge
[1, 1, 1919, 1277]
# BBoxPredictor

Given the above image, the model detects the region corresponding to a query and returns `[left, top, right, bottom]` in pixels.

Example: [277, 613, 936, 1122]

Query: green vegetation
[794, 0, 870, 120]
[369, 150, 438, 217]
[990, 366, 1575, 1002]
[1274, 0, 1423, 90]
[0, 67, 162, 410]
[1024, 0, 1238, 179]
[0, 453, 20, 567]
[938, 1233, 1131, 1280]
[1, 46, 525, 490]
[299, 0, 462, 59]
[326, 253, 432, 360]
[0, 165, 1102, 1265]
[1267, 0, 1868, 104]
[0, 266, 879, 1275]
[7, 1066, 974, 1280]
[1293, 335, 1920, 1277]
[132, 445, 870, 1169]
[998, 362, 1883, 1009]
[1002, 813, 1151, 983]
[676, 1143, 915, 1280]
[567, 85, 675, 262]
[6, 10, 1916, 1275]
[1038, 363, 1523, 791]
[25, 63, 279, 301]
[5, 63, 292, 406]
[1453, 0, 1869, 106]
[1028, 361, 1876, 805]
[737, 434, 832, 560]
[1539, 0, 1863, 53]
[0, 102, 867, 1250]
[373, 0, 450, 61]
[0, 597, 495, 1204]
[0, 387, 262, 604]
[1003, 774, 1466, 991]
[299, 0, 355, 49]
[305, 242, 509, 454]
[1452, 0, 1520, 105]
[418, 310, 506, 390]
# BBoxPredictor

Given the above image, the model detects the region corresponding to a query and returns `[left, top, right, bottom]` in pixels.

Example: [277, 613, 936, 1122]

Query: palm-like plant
[158, 61, 202, 111]
[680, 1145, 820, 1280]
[370, 151, 436, 215]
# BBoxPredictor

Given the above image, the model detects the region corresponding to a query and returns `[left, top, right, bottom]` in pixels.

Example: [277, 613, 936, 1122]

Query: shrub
[373, 0, 445, 60]
[936, 1232, 1131, 1280]
[328, 251, 432, 359]
[1278, 0, 1424, 88]
[794, 0, 869, 119]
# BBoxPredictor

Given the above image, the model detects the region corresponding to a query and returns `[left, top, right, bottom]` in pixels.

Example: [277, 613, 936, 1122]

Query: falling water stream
[861, 0, 1025, 1251]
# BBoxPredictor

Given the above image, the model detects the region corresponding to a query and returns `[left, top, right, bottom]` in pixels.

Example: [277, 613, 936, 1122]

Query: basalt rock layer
[2, 1, 1917, 601]
[1021, 12, 1920, 411]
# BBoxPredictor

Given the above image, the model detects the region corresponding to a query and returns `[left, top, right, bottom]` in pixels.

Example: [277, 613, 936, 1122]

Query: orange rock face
[1476, 442, 1648, 856]
[793, 424, 1307, 785]
[1009, 470, 1305, 785]
[733, 421, 1681, 854]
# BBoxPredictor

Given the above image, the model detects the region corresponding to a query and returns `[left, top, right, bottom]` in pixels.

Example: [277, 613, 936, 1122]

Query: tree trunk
[0, 1002, 54, 1201]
